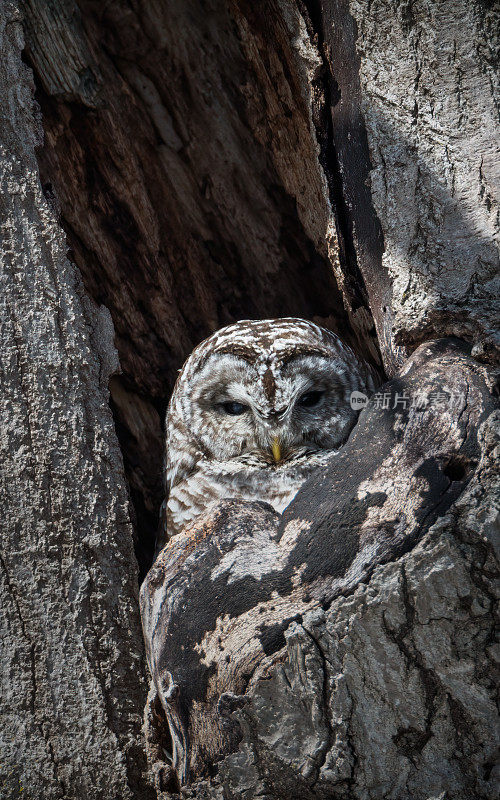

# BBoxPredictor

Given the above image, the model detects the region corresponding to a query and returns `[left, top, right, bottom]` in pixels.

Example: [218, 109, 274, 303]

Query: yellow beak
[271, 436, 281, 463]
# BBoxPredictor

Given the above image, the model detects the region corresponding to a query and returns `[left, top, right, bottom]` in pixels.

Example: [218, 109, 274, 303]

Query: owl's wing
[164, 412, 200, 496]
[156, 413, 207, 555]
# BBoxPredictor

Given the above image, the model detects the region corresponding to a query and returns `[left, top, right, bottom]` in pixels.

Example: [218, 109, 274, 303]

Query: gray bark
[309, 0, 499, 372]
[141, 341, 499, 799]
[0, 6, 152, 798]
[348, 0, 499, 364]
[1, 0, 498, 799]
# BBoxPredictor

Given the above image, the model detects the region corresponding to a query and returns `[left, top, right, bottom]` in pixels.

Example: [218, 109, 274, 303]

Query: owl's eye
[297, 390, 324, 408]
[220, 401, 248, 415]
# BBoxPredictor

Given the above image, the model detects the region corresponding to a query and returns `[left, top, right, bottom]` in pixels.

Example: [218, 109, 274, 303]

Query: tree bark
[0, 6, 152, 798]
[1, 0, 498, 799]
[141, 340, 498, 798]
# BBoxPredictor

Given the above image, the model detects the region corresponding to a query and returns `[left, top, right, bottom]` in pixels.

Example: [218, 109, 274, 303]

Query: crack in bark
[299, 0, 373, 321]
[300, 625, 336, 787]
[0, 553, 66, 798]
[382, 564, 439, 763]
[381, 557, 494, 799]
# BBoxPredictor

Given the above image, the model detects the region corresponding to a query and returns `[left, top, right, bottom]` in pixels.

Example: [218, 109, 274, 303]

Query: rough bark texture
[0, 6, 152, 798]
[1, 0, 498, 799]
[141, 340, 499, 798]
[21, 0, 384, 568]
[319, 0, 499, 368]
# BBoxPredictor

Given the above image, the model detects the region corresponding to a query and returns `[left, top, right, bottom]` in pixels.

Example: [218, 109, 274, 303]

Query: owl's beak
[271, 436, 282, 463]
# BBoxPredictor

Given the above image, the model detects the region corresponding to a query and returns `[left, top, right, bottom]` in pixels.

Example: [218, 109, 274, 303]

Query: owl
[159, 318, 375, 550]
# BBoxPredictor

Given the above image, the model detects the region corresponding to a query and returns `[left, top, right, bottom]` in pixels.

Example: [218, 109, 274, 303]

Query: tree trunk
[141, 339, 498, 799]
[0, 7, 152, 798]
[1, 1, 498, 799]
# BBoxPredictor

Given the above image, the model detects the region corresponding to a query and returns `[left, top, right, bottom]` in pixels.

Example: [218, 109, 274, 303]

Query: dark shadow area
[23, 0, 496, 580]
[24, 0, 380, 577]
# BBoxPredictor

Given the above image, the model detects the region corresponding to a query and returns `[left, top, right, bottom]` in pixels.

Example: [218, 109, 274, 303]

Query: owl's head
[166, 319, 375, 488]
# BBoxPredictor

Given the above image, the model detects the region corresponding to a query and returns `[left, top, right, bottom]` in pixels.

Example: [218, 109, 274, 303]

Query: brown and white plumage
[160, 318, 375, 549]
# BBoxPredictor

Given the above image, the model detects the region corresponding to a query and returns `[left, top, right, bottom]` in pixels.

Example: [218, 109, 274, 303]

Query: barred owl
[159, 318, 375, 548]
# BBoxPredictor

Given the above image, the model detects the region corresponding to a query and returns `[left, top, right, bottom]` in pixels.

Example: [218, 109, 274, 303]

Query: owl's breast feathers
[166, 449, 334, 540]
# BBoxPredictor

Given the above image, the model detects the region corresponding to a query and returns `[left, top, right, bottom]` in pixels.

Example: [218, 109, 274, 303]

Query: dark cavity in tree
[26, 0, 382, 576]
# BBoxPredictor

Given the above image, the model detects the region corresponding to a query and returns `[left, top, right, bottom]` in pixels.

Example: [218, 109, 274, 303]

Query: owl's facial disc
[184, 345, 361, 463]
